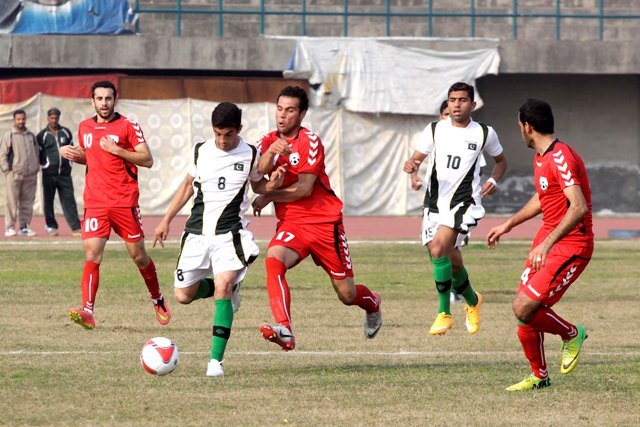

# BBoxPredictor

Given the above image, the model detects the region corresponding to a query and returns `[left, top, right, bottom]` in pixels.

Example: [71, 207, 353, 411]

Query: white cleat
[206, 359, 224, 377]
[364, 293, 382, 339]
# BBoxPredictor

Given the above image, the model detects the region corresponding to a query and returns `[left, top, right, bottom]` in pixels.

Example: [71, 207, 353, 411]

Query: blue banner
[5, 0, 134, 35]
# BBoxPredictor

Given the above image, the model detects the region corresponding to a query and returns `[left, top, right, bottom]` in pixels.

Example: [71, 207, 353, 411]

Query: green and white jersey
[416, 117, 503, 215]
[184, 137, 262, 235]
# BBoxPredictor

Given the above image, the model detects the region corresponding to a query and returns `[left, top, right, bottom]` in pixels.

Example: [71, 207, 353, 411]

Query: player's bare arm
[487, 192, 542, 248]
[403, 151, 427, 174]
[404, 151, 427, 191]
[252, 172, 316, 216]
[153, 174, 195, 248]
[100, 138, 154, 168]
[59, 145, 86, 165]
[481, 153, 508, 197]
[251, 164, 287, 194]
[258, 138, 291, 175]
[528, 184, 588, 269]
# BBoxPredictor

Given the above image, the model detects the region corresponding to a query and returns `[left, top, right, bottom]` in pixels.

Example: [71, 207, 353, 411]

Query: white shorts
[174, 229, 260, 289]
[421, 205, 484, 249]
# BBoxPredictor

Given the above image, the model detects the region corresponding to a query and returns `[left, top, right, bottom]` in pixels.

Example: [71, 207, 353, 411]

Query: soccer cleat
[429, 312, 453, 335]
[4, 228, 16, 237]
[153, 297, 171, 325]
[464, 291, 483, 334]
[206, 359, 225, 377]
[72, 229, 82, 237]
[231, 281, 242, 313]
[259, 323, 296, 351]
[450, 291, 463, 304]
[505, 373, 551, 391]
[45, 227, 58, 237]
[68, 308, 95, 330]
[560, 324, 588, 374]
[364, 292, 382, 338]
[18, 227, 37, 237]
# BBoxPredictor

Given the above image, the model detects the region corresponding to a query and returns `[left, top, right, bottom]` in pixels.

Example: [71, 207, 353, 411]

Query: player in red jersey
[59, 80, 171, 330]
[487, 99, 593, 391]
[252, 86, 382, 351]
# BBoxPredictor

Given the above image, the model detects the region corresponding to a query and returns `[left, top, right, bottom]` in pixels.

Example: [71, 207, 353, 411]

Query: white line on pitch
[1, 350, 638, 357]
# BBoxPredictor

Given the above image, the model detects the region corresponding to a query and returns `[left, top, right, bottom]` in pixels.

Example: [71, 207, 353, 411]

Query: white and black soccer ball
[140, 337, 179, 376]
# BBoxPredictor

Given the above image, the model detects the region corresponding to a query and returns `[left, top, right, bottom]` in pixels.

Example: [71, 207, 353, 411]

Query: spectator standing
[37, 107, 81, 236]
[1, 109, 39, 237]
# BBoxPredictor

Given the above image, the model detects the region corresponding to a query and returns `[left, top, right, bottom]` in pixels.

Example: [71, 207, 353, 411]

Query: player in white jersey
[410, 99, 487, 305]
[403, 82, 508, 336]
[153, 102, 284, 377]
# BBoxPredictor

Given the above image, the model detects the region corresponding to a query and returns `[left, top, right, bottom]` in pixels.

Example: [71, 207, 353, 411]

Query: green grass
[1, 239, 639, 426]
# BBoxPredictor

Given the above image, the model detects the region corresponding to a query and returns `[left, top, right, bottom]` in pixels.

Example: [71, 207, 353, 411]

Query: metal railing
[132, 0, 640, 40]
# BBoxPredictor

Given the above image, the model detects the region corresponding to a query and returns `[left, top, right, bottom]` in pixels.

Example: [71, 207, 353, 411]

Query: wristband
[486, 177, 498, 187]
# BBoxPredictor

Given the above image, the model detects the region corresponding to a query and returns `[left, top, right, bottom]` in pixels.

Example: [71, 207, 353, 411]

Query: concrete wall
[2, 36, 640, 75]
[133, 0, 640, 41]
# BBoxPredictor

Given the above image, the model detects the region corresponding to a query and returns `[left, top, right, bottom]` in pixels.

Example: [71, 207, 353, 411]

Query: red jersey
[533, 140, 593, 247]
[257, 127, 343, 224]
[78, 113, 146, 208]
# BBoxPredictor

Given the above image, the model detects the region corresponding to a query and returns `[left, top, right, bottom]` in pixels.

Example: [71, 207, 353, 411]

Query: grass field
[1, 239, 639, 426]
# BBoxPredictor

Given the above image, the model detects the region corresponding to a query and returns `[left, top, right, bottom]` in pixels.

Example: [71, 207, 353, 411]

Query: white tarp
[283, 38, 500, 115]
[1, 94, 430, 217]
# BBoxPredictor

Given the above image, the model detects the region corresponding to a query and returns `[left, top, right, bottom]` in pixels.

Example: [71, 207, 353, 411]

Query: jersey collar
[92, 112, 121, 123]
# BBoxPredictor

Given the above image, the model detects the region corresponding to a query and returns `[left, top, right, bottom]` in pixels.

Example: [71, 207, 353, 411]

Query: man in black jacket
[37, 108, 81, 236]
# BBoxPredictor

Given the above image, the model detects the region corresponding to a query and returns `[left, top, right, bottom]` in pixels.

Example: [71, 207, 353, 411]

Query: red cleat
[259, 323, 295, 351]
[68, 308, 95, 330]
[153, 297, 171, 326]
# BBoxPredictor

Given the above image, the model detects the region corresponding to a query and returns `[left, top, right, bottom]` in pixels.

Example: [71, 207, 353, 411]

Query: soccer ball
[140, 337, 179, 376]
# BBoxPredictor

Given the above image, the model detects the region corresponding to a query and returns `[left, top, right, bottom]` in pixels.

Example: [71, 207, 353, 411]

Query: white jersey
[184, 137, 262, 235]
[416, 117, 503, 215]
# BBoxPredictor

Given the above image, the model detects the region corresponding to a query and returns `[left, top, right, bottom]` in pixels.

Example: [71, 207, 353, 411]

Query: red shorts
[268, 221, 354, 280]
[82, 207, 145, 242]
[517, 243, 593, 307]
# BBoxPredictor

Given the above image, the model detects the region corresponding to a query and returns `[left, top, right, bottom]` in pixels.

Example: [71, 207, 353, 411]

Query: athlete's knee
[428, 242, 450, 259]
[333, 279, 356, 305]
[84, 249, 103, 264]
[174, 288, 193, 305]
[131, 252, 150, 268]
[512, 298, 536, 324]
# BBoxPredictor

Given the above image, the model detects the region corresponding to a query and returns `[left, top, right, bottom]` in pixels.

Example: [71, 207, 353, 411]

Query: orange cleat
[153, 297, 171, 326]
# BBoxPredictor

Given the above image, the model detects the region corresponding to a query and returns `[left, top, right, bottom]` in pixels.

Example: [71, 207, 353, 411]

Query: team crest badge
[289, 152, 300, 166]
[233, 162, 244, 171]
[539, 176, 548, 191]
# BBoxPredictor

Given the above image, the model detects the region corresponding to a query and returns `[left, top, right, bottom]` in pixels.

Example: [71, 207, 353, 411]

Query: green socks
[452, 267, 478, 306]
[210, 298, 233, 362]
[194, 278, 215, 301]
[433, 256, 452, 314]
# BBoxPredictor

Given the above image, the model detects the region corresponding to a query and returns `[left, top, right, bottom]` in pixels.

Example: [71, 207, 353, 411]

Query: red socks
[265, 257, 292, 330]
[351, 284, 379, 313]
[517, 306, 577, 379]
[139, 258, 162, 300]
[527, 307, 577, 341]
[517, 323, 548, 379]
[81, 261, 100, 312]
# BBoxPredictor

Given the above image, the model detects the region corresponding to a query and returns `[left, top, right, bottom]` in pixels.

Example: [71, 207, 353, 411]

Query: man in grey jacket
[37, 108, 81, 236]
[1, 110, 40, 237]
